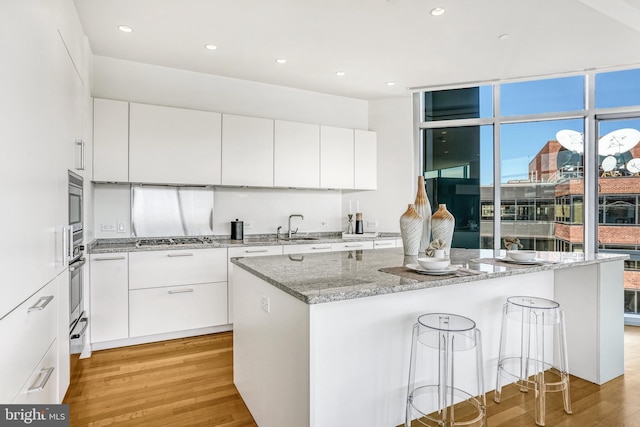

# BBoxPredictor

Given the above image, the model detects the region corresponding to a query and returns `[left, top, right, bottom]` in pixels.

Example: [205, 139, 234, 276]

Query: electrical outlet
[367, 220, 379, 227]
[245, 222, 253, 229]
[117, 222, 126, 233]
[320, 220, 328, 227]
[101, 224, 115, 232]
[260, 296, 270, 313]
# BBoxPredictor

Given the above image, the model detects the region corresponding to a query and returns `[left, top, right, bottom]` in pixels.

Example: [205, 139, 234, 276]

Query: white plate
[406, 264, 459, 275]
[498, 257, 543, 265]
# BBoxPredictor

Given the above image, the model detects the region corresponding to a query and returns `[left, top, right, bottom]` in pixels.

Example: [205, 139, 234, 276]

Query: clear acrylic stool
[406, 313, 486, 427]
[494, 296, 572, 426]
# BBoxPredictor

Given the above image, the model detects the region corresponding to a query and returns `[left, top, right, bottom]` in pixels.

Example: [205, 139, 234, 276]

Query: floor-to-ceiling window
[416, 67, 640, 322]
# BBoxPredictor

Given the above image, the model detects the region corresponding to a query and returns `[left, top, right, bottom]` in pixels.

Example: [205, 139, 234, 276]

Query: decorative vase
[399, 204, 423, 256]
[431, 204, 455, 252]
[414, 176, 432, 253]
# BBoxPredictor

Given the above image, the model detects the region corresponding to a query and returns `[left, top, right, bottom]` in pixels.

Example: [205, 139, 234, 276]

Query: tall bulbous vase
[414, 176, 432, 253]
[431, 204, 455, 252]
[400, 204, 423, 256]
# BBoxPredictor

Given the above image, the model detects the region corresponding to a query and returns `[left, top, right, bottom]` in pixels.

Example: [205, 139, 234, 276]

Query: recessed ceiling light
[276, 58, 287, 64]
[444, 150, 449, 154]
[386, 81, 396, 86]
[205, 43, 217, 50]
[335, 71, 346, 77]
[117, 25, 133, 33]
[498, 34, 510, 40]
[430, 7, 445, 16]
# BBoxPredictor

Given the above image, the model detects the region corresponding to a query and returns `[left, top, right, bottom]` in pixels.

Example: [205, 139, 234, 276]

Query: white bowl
[417, 257, 451, 270]
[507, 250, 536, 261]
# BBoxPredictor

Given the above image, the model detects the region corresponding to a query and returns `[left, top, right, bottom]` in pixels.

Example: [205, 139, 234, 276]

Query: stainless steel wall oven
[68, 171, 87, 353]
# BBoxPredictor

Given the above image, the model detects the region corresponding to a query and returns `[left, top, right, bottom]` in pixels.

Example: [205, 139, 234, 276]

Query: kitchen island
[231, 248, 626, 427]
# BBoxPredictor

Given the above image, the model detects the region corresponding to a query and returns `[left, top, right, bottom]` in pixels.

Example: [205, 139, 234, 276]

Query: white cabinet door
[56, 269, 70, 403]
[93, 98, 129, 182]
[221, 114, 274, 187]
[90, 254, 129, 343]
[320, 126, 354, 189]
[332, 241, 374, 251]
[274, 120, 320, 188]
[129, 103, 222, 185]
[227, 245, 283, 323]
[129, 248, 227, 290]
[129, 282, 228, 337]
[354, 130, 377, 190]
[12, 340, 58, 405]
[282, 243, 333, 254]
[373, 239, 397, 249]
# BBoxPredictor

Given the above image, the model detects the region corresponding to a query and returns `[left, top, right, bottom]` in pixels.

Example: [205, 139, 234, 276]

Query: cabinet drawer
[129, 248, 227, 289]
[0, 280, 57, 403]
[129, 282, 228, 337]
[373, 240, 397, 249]
[12, 340, 58, 404]
[282, 243, 333, 255]
[228, 245, 283, 258]
[332, 241, 374, 251]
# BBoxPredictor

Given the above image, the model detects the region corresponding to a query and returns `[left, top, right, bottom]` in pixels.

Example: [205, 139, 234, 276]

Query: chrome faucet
[288, 214, 304, 239]
[276, 226, 282, 242]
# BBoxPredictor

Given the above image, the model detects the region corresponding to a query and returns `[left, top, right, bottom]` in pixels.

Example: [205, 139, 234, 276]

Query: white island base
[233, 258, 624, 427]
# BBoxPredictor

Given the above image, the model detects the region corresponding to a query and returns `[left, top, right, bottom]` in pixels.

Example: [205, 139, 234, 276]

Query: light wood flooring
[65, 327, 640, 426]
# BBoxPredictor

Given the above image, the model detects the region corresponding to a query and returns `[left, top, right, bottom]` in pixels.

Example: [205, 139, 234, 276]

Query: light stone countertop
[87, 233, 400, 254]
[231, 248, 628, 304]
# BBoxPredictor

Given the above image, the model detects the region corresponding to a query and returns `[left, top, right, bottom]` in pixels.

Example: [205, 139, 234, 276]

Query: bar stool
[494, 296, 572, 426]
[406, 313, 486, 427]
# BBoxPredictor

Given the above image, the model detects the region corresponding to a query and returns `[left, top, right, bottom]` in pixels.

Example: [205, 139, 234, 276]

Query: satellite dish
[598, 128, 640, 156]
[601, 155, 617, 172]
[627, 158, 640, 174]
[556, 130, 584, 153]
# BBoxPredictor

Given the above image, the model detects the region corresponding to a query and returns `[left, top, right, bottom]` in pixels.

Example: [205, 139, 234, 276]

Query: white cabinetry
[12, 341, 59, 404]
[129, 103, 222, 185]
[221, 114, 274, 187]
[129, 248, 228, 337]
[228, 245, 283, 323]
[274, 120, 320, 188]
[0, 279, 58, 403]
[283, 243, 333, 255]
[320, 126, 354, 189]
[354, 130, 377, 190]
[332, 241, 374, 251]
[93, 98, 129, 182]
[56, 269, 70, 402]
[90, 254, 129, 343]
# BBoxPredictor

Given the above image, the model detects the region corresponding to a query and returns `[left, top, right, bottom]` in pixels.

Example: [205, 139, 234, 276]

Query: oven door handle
[70, 317, 88, 340]
[69, 257, 86, 271]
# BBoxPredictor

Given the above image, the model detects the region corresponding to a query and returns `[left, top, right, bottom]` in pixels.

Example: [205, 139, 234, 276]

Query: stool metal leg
[494, 302, 508, 403]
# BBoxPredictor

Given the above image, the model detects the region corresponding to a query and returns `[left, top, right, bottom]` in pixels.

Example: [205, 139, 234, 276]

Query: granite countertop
[87, 233, 400, 254]
[231, 248, 628, 304]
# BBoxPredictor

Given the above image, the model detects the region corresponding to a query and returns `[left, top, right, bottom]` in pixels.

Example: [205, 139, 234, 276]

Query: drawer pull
[245, 249, 268, 253]
[168, 288, 194, 294]
[28, 295, 54, 312]
[70, 317, 89, 340]
[344, 244, 363, 248]
[167, 253, 194, 257]
[27, 367, 54, 393]
[375, 242, 393, 246]
[94, 256, 126, 261]
[311, 245, 331, 250]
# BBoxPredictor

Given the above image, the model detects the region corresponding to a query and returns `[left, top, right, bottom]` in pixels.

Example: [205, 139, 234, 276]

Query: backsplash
[93, 184, 343, 239]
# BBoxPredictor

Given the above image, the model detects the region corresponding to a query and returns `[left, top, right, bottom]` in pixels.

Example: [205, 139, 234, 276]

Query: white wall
[343, 96, 415, 233]
[91, 56, 368, 129]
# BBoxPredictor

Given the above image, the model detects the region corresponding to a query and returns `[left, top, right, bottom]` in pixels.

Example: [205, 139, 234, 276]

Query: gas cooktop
[135, 237, 215, 247]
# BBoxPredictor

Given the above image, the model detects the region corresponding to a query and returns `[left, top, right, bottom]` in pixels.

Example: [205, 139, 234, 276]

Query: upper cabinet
[92, 99, 376, 190]
[221, 114, 274, 187]
[354, 130, 377, 190]
[129, 103, 222, 185]
[93, 99, 129, 182]
[320, 126, 354, 189]
[274, 120, 320, 188]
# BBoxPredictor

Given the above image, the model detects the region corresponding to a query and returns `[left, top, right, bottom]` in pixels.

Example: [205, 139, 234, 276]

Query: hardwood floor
[65, 327, 640, 426]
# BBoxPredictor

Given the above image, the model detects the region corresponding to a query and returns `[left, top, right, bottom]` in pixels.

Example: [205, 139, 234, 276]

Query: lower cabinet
[332, 241, 374, 251]
[12, 340, 58, 404]
[90, 253, 129, 343]
[129, 282, 227, 337]
[373, 240, 397, 249]
[282, 243, 333, 254]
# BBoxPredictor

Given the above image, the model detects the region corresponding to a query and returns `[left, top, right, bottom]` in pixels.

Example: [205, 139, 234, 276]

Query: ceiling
[73, 0, 640, 100]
